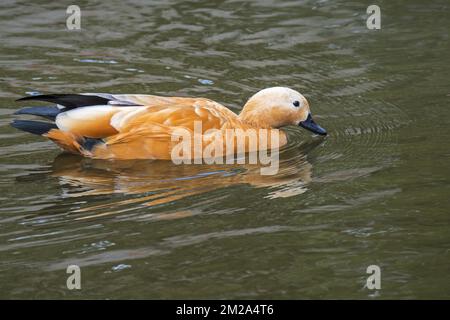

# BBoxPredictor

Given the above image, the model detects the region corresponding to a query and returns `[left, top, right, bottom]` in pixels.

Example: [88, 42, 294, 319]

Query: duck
[11, 87, 326, 160]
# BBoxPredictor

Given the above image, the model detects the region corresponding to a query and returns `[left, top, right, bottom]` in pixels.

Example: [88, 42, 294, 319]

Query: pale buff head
[239, 87, 326, 135]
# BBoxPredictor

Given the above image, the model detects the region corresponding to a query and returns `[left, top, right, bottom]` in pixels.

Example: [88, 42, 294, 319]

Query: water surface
[0, 0, 449, 299]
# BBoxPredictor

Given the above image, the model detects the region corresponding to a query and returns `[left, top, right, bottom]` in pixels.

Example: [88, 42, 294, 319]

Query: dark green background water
[0, 0, 449, 299]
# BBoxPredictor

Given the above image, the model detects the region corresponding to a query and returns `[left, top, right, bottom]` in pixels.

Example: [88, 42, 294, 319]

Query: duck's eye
[293, 101, 300, 107]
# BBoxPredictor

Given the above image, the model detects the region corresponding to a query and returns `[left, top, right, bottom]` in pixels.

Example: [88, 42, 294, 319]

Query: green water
[0, 0, 449, 299]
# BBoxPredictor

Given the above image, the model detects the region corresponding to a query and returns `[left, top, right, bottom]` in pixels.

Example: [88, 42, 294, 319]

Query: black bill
[299, 113, 327, 136]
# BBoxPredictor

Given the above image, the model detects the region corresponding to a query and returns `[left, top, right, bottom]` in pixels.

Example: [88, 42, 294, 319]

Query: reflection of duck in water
[11, 87, 326, 160]
[49, 141, 317, 219]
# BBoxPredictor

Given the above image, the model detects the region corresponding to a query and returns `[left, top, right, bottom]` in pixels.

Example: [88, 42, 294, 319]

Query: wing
[55, 105, 141, 138]
[92, 99, 239, 160]
[112, 98, 236, 133]
[16, 93, 146, 138]
[52, 94, 237, 139]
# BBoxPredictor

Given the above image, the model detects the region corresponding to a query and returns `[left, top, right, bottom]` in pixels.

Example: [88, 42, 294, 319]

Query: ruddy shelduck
[11, 87, 326, 160]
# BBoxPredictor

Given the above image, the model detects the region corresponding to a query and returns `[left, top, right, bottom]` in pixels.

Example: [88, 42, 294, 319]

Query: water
[0, 0, 449, 299]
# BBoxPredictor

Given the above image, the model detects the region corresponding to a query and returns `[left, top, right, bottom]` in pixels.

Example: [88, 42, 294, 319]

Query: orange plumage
[12, 87, 327, 160]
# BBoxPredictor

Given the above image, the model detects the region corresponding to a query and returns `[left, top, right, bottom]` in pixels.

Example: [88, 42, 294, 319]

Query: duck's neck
[237, 102, 272, 129]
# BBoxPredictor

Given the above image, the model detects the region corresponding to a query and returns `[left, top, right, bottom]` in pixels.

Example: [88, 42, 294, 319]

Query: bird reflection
[48, 139, 322, 220]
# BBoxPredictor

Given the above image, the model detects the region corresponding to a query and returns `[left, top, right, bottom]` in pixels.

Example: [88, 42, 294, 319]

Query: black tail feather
[14, 106, 62, 120]
[82, 137, 104, 151]
[11, 120, 57, 135]
[16, 94, 111, 109]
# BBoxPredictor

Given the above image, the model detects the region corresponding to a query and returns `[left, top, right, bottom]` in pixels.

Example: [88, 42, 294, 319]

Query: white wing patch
[55, 105, 116, 131]
[110, 106, 148, 131]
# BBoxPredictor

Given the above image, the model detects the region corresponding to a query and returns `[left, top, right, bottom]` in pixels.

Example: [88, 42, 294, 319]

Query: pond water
[0, 0, 449, 299]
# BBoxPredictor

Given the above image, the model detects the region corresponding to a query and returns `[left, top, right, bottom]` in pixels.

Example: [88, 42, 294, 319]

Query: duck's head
[239, 87, 327, 135]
